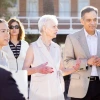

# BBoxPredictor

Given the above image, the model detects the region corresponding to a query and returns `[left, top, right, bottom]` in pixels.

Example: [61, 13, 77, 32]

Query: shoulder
[0, 67, 25, 100]
[0, 67, 11, 81]
[21, 40, 28, 44]
[0, 67, 11, 93]
[2, 45, 10, 52]
[21, 40, 29, 48]
[30, 39, 39, 47]
[30, 41, 36, 48]
[30, 41, 36, 45]
[51, 41, 60, 49]
[27, 41, 36, 52]
[67, 29, 83, 39]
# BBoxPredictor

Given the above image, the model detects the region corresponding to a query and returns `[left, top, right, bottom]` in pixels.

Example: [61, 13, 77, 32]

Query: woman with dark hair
[3, 18, 29, 72]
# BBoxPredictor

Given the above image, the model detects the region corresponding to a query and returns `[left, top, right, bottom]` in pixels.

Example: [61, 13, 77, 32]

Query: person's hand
[73, 58, 81, 71]
[93, 57, 100, 66]
[87, 56, 98, 66]
[36, 62, 54, 74]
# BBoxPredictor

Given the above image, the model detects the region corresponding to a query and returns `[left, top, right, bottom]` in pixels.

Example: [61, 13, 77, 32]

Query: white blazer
[29, 37, 64, 100]
[3, 40, 29, 71]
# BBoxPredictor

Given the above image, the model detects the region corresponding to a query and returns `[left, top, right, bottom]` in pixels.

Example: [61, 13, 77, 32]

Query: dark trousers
[71, 80, 100, 100]
[64, 75, 70, 100]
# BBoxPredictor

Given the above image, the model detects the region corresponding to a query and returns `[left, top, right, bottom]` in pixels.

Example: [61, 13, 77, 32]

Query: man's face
[0, 22, 10, 49]
[80, 11, 98, 34]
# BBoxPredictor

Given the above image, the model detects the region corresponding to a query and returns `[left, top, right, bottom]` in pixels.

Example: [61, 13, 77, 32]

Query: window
[26, 0, 38, 17]
[78, 0, 90, 17]
[59, 0, 70, 17]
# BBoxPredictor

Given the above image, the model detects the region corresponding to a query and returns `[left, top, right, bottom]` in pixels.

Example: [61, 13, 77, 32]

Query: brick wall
[90, 0, 100, 16]
[19, 0, 26, 16]
[71, 0, 78, 17]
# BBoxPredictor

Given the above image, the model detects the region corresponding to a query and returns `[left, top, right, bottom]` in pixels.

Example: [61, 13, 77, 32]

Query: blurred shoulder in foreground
[0, 65, 25, 100]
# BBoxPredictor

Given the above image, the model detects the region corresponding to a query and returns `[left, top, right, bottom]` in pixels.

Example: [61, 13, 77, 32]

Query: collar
[36, 36, 56, 48]
[84, 28, 97, 37]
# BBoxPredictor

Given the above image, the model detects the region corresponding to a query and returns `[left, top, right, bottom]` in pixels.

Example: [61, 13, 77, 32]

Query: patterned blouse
[9, 41, 21, 59]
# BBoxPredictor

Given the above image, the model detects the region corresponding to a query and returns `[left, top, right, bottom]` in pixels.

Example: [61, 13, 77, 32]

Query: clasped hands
[87, 56, 100, 67]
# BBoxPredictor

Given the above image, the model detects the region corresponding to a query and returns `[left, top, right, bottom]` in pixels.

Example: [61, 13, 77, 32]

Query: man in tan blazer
[63, 6, 100, 100]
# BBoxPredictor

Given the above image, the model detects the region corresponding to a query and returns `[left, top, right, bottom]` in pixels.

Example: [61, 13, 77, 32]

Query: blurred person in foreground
[0, 19, 25, 100]
[3, 18, 29, 72]
[23, 15, 81, 100]
[63, 6, 100, 100]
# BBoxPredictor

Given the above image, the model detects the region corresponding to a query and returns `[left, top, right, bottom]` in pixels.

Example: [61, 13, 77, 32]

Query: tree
[0, 0, 16, 19]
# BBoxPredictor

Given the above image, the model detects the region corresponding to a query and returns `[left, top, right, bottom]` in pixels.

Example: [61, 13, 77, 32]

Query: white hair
[38, 15, 58, 33]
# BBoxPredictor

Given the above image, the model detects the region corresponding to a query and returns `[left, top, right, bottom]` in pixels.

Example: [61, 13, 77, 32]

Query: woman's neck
[10, 37, 19, 46]
[41, 36, 51, 47]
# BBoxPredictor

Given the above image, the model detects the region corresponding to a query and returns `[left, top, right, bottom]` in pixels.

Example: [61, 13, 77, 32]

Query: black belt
[90, 76, 99, 81]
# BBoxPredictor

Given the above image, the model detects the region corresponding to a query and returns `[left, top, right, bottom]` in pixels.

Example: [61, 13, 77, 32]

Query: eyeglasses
[9, 25, 20, 29]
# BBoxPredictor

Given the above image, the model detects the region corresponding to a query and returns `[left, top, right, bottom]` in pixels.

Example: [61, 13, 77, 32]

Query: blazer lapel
[78, 29, 91, 58]
[36, 37, 55, 66]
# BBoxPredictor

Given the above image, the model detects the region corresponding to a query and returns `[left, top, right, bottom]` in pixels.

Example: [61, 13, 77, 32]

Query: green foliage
[0, 0, 16, 19]
[25, 34, 40, 44]
[0, 0, 16, 9]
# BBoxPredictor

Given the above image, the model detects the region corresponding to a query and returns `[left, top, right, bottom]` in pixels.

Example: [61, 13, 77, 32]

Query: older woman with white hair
[23, 15, 80, 100]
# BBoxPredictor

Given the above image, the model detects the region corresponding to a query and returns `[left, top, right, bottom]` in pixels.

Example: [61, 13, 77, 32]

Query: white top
[2, 40, 29, 72]
[29, 37, 64, 100]
[84, 29, 98, 76]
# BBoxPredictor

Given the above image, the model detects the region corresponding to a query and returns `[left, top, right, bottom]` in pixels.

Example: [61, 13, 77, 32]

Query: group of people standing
[0, 5, 100, 100]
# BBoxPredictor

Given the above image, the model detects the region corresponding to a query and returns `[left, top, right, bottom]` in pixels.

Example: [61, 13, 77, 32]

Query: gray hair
[81, 6, 98, 18]
[38, 15, 58, 33]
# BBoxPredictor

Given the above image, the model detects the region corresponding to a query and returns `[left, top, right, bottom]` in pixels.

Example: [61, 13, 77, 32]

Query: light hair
[38, 15, 58, 33]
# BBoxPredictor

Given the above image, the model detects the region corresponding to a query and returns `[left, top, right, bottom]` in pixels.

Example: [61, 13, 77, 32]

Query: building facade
[18, 0, 100, 17]
[11, 0, 99, 35]
[10, 0, 100, 44]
